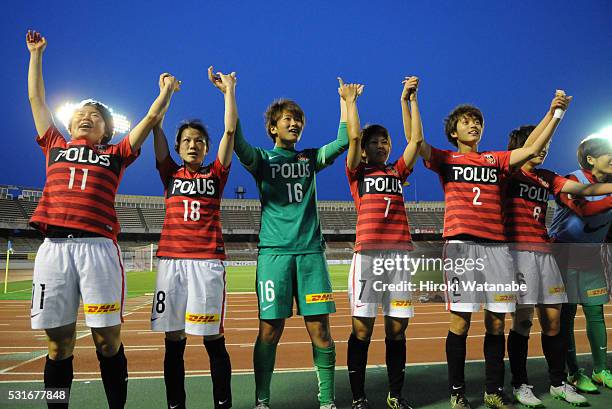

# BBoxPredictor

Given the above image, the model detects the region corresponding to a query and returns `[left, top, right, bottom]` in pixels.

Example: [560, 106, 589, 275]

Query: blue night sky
[1, 0, 611, 201]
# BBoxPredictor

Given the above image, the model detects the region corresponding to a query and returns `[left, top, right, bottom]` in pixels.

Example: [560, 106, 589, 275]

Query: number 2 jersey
[30, 126, 139, 239]
[156, 155, 229, 259]
[347, 156, 413, 251]
[424, 146, 511, 241]
[234, 121, 348, 254]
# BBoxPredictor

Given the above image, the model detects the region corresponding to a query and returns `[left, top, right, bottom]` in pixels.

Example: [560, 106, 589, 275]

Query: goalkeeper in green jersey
[229, 77, 362, 409]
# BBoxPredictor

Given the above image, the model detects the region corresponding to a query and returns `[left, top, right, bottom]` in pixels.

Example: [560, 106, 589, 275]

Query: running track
[1, 295, 610, 382]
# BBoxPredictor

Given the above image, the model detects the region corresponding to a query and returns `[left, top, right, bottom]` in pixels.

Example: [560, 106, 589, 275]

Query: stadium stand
[0, 184, 559, 261]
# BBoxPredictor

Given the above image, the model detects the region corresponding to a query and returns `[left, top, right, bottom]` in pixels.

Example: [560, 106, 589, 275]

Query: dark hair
[360, 124, 390, 150]
[507, 125, 537, 150]
[264, 99, 305, 142]
[444, 104, 484, 147]
[72, 99, 114, 144]
[174, 120, 210, 154]
[577, 136, 611, 170]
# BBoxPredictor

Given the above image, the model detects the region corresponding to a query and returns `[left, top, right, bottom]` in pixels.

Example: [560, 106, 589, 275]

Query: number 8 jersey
[424, 146, 512, 241]
[347, 156, 413, 251]
[156, 155, 229, 259]
[30, 126, 139, 239]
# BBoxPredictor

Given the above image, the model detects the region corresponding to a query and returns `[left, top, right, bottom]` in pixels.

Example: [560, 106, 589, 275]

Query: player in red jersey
[344, 77, 422, 409]
[150, 67, 237, 409]
[420, 91, 571, 409]
[26, 30, 179, 409]
[503, 122, 612, 406]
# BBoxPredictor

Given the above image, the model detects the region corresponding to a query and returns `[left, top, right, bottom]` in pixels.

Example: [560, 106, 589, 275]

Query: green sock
[561, 303, 579, 374]
[313, 343, 336, 405]
[583, 304, 608, 372]
[253, 338, 277, 405]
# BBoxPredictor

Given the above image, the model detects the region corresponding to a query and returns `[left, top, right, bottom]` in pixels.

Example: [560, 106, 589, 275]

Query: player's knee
[166, 330, 186, 342]
[449, 319, 470, 335]
[203, 334, 223, 342]
[47, 340, 74, 360]
[542, 320, 561, 337]
[352, 327, 372, 342]
[512, 319, 533, 337]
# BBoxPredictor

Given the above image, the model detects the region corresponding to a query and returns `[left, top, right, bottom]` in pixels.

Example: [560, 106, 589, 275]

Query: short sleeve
[156, 154, 180, 187]
[423, 146, 447, 173]
[36, 126, 66, 155]
[394, 155, 412, 182]
[346, 161, 364, 183]
[495, 150, 512, 176]
[212, 156, 231, 183]
[110, 135, 140, 167]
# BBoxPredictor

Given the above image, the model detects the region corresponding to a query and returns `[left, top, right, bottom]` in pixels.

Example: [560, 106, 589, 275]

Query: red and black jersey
[503, 168, 567, 252]
[157, 155, 229, 259]
[424, 146, 511, 241]
[30, 126, 139, 239]
[347, 156, 413, 251]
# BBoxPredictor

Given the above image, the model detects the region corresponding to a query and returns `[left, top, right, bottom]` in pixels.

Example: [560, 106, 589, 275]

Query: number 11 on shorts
[258, 280, 275, 303]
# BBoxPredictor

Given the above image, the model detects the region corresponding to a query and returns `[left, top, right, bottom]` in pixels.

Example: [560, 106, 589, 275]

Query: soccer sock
[96, 344, 128, 409]
[253, 338, 277, 405]
[507, 330, 529, 388]
[582, 304, 608, 372]
[446, 331, 467, 394]
[560, 303, 579, 374]
[347, 333, 370, 401]
[385, 337, 406, 398]
[484, 333, 506, 394]
[204, 337, 232, 409]
[541, 333, 567, 387]
[44, 355, 73, 409]
[312, 343, 336, 405]
[164, 338, 186, 409]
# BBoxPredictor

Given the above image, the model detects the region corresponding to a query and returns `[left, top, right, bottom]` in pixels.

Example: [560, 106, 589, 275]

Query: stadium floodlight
[55, 101, 131, 136]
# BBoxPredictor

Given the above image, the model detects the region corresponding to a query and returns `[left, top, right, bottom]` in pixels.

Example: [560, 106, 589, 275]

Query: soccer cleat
[352, 397, 372, 409]
[253, 401, 270, 409]
[591, 368, 612, 389]
[550, 383, 588, 406]
[450, 393, 472, 409]
[483, 391, 516, 409]
[320, 404, 337, 409]
[387, 393, 413, 409]
[568, 368, 598, 393]
[512, 384, 543, 408]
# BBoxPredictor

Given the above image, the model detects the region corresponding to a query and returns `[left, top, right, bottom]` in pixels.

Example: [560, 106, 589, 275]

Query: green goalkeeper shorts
[256, 252, 336, 319]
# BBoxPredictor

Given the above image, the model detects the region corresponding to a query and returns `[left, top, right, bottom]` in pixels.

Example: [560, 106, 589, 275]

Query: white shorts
[31, 238, 126, 330]
[512, 250, 567, 306]
[151, 258, 227, 336]
[443, 241, 516, 313]
[348, 251, 414, 318]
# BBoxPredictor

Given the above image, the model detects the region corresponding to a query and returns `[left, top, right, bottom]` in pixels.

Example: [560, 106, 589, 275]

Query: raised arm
[521, 91, 568, 148]
[338, 77, 364, 170]
[26, 31, 54, 136]
[401, 76, 423, 169]
[509, 91, 572, 169]
[129, 73, 180, 151]
[208, 66, 238, 167]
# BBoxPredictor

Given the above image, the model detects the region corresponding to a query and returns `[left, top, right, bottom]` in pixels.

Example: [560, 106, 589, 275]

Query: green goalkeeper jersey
[234, 121, 348, 254]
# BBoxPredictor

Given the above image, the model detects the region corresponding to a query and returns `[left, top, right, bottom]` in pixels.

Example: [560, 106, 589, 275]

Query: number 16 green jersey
[234, 121, 348, 254]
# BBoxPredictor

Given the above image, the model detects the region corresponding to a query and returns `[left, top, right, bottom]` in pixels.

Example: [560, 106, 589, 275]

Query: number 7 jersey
[156, 155, 229, 259]
[30, 126, 139, 239]
[424, 146, 512, 241]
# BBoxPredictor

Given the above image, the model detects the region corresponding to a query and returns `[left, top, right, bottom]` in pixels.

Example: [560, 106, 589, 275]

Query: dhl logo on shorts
[548, 286, 565, 295]
[494, 294, 516, 303]
[390, 300, 412, 308]
[185, 313, 220, 324]
[587, 288, 607, 297]
[84, 303, 120, 314]
[305, 293, 334, 303]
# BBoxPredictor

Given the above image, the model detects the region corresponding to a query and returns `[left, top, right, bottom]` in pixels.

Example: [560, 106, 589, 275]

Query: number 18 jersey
[156, 155, 229, 259]
[424, 146, 511, 241]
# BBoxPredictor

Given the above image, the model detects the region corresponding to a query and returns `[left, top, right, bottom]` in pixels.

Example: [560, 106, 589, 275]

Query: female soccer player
[26, 30, 179, 409]
[150, 67, 237, 409]
[344, 77, 422, 409]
